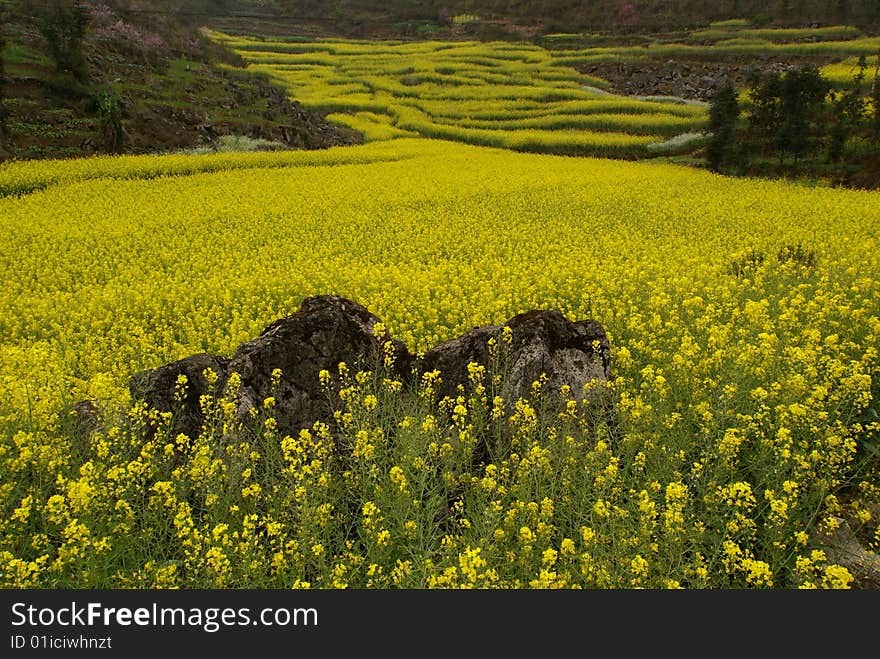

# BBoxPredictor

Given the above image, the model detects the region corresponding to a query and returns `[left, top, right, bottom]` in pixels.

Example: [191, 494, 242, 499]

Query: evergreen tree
[748, 67, 831, 170]
[706, 83, 740, 173]
[746, 71, 783, 159]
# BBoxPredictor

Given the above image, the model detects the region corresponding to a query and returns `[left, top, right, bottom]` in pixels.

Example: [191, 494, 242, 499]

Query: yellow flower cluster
[1, 133, 878, 588]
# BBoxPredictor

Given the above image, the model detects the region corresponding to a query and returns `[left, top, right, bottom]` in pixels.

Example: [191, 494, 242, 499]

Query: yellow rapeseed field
[1, 138, 878, 588]
[821, 54, 880, 86]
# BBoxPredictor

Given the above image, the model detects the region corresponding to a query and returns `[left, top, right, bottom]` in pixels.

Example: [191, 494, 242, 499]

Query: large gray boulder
[226, 295, 412, 436]
[128, 353, 230, 439]
[419, 309, 611, 406]
[127, 296, 411, 440]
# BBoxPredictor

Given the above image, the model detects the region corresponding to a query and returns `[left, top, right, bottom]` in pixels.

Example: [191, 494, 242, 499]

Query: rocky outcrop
[420, 309, 611, 405]
[125, 296, 610, 441]
[127, 295, 411, 440]
[227, 295, 411, 437]
[129, 353, 230, 439]
[817, 517, 880, 589]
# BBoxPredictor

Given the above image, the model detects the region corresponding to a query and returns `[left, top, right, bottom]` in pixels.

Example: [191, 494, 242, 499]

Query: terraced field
[212, 33, 710, 157]
[211, 23, 880, 160]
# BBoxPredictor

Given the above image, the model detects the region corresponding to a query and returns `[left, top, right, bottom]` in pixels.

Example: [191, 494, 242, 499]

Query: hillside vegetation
[211, 1, 880, 36]
[0, 0, 358, 160]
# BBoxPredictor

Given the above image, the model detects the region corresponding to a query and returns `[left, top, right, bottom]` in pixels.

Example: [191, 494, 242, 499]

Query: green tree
[828, 57, 866, 162]
[746, 71, 783, 158]
[780, 67, 831, 169]
[35, 0, 90, 82]
[747, 67, 831, 170]
[706, 83, 741, 173]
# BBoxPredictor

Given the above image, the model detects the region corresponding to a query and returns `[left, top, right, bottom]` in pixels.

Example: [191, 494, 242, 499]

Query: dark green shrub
[96, 85, 124, 154]
[776, 242, 818, 269]
[35, 0, 90, 82]
[707, 83, 741, 173]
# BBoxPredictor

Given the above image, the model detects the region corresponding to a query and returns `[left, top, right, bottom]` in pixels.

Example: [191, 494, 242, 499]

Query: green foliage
[34, 0, 90, 82]
[747, 66, 832, 169]
[828, 57, 867, 162]
[96, 85, 124, 154]
[707, 83, 740, 173]
[707, 62, 878, 185]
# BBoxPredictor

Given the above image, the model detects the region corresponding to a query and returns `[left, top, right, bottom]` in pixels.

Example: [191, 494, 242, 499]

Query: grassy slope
[0, 4, 360, 161]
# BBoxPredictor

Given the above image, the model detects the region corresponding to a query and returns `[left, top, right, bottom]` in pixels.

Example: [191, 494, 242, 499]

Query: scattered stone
[65, 399, 103, 439]
[817, 517, 880, 589]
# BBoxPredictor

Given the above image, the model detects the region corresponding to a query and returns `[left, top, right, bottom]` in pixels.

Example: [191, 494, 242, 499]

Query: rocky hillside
[578, 59, 836, 102]
[0, 1, 360, 161]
